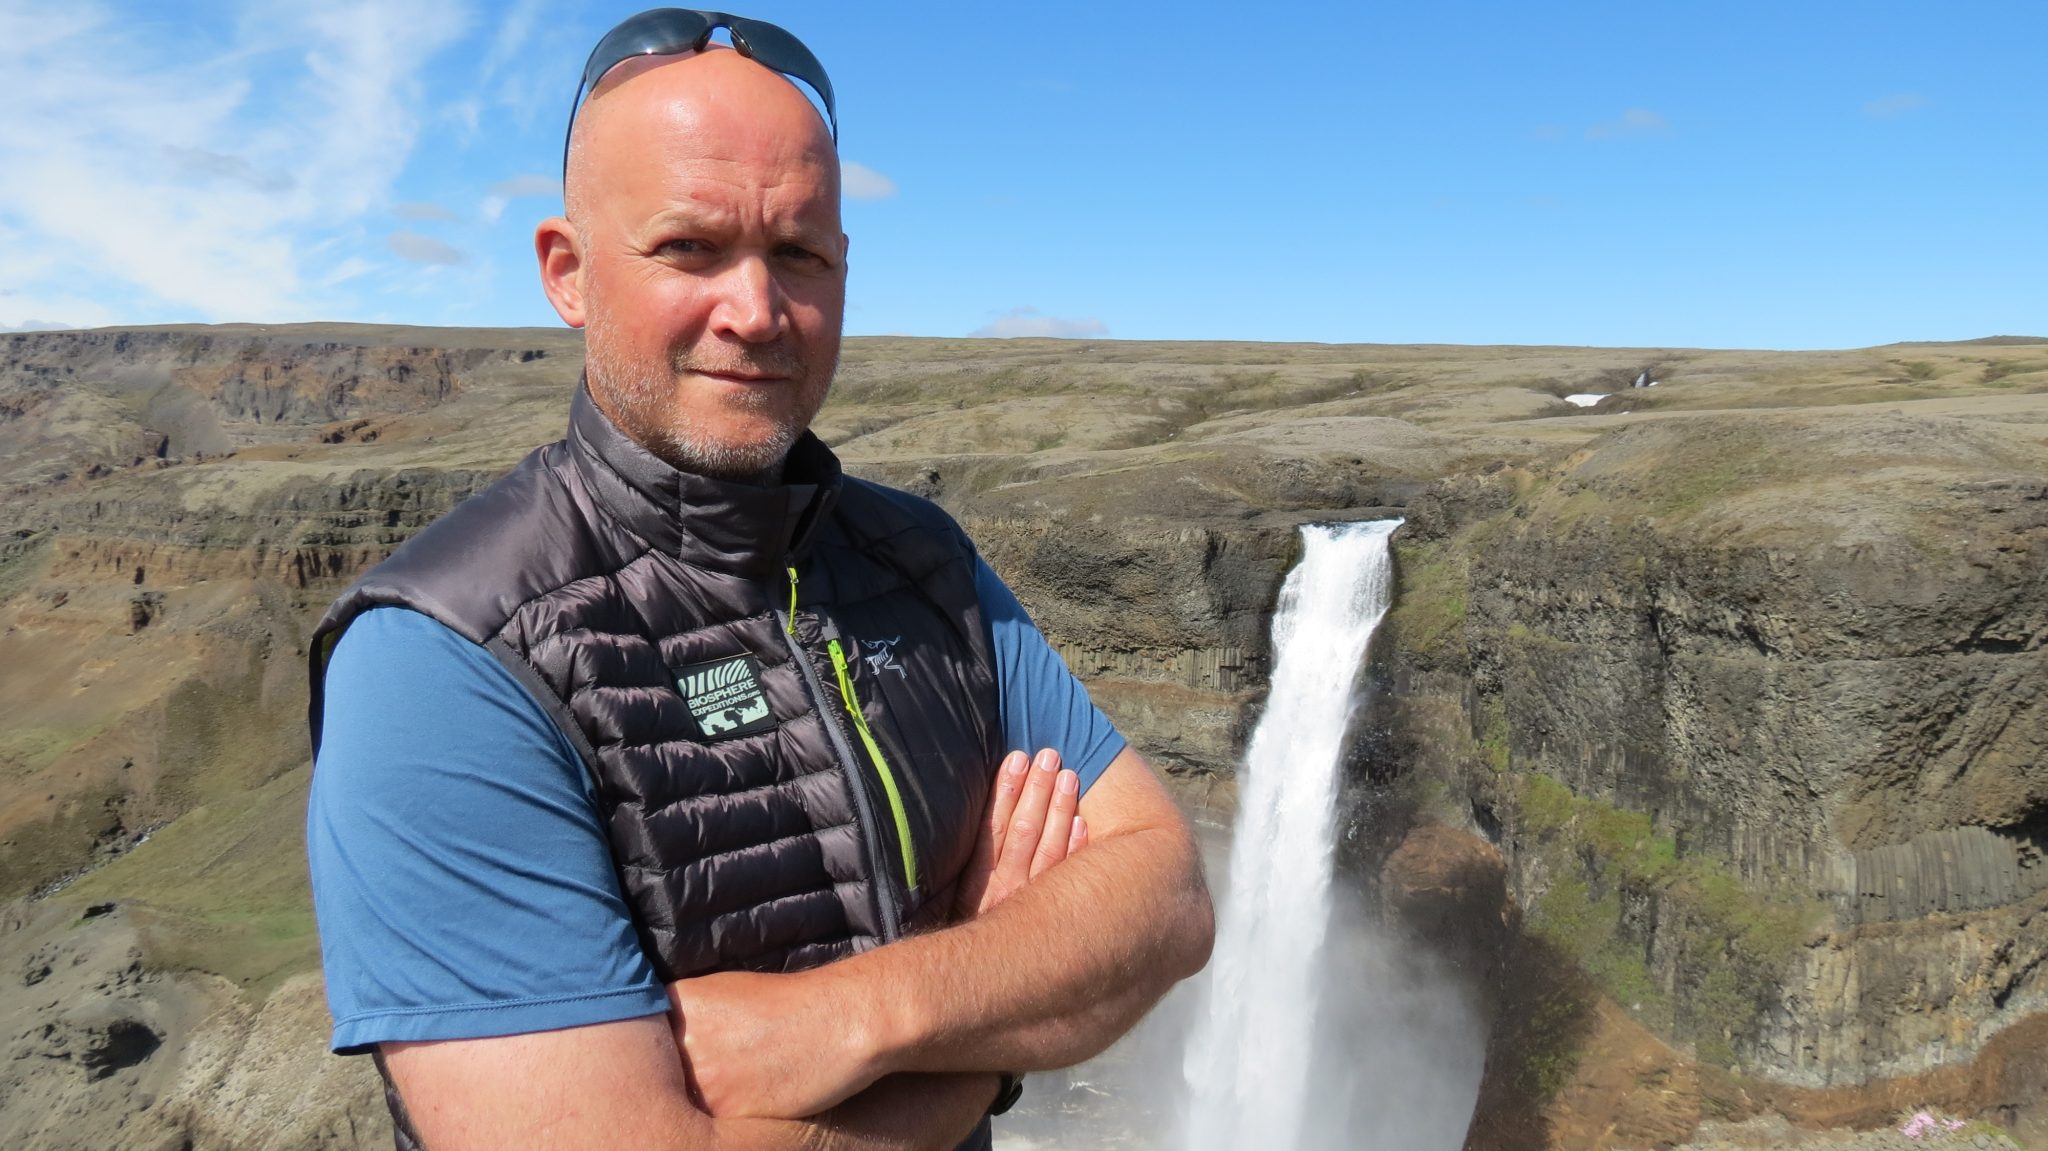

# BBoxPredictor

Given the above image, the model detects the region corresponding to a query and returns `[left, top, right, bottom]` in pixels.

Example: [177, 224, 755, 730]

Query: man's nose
[708, 256, 789, 344]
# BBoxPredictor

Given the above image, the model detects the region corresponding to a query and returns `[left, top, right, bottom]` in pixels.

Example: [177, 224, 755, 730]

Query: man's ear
[536, 216, 586, 328]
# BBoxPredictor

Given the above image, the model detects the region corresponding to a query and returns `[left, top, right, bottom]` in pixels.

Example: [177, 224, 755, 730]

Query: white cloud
[444, 96, 484, 143]
[320, 256, 376, 286]
[387, 231, 467, 265]
[970, 306, 1109, 339]
[478, 0, 544, 86]
[160, 145, 295, 192]
[466, 0, 561, 136]
[491, 174, 562, 197]
[1585, 108, 1672, 140]
[480, 173, 562, 222]
[295, 4, 475, 218]
[843, 161, 898, 201]
[0, 289, 119, 331]
[1864, 93, 1927, 119]
[0, 1, 471, 323]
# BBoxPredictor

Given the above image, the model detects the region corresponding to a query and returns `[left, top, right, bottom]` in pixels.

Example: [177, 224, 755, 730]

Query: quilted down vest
[309, 383, 1004, 1147]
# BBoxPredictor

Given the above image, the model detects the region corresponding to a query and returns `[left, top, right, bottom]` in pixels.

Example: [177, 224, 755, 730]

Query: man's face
[559, 52, 848, 480]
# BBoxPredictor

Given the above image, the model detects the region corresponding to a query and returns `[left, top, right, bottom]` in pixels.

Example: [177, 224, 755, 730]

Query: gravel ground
[1675, 1113, 2026, 1151]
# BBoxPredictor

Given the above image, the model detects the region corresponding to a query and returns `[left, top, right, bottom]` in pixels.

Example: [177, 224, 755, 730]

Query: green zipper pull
[785, 564, 799, 637]
[828, 638, 919, 891]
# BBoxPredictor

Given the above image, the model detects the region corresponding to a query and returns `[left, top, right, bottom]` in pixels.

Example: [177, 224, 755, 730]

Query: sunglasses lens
[568, 8, 839, 171]
[727, 17, 836, 125]
[581, 9, 714, 93]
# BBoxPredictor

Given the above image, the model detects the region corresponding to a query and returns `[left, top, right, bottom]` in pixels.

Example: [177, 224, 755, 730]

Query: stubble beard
[584, 311, 835, 484]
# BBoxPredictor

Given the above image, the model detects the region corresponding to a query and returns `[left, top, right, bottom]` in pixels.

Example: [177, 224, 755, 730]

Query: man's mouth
[686, 367, 790, 384]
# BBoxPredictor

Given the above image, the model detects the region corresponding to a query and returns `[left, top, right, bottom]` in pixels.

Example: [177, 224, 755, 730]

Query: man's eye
[776, 243, 825, 266]
[661, 239, 709, 256]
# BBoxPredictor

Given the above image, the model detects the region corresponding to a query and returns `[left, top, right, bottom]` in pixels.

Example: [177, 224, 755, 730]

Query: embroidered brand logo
[857, 635, 907, 678]
[674, 653, 774, 740]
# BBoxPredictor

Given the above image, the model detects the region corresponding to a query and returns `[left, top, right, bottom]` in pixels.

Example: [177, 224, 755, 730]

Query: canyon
[2, 325, 2044, 1149]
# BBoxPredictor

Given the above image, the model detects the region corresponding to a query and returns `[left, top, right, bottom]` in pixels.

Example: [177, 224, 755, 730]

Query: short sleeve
[975, 559, 1128, 793]
[306, 607, 666, 1054]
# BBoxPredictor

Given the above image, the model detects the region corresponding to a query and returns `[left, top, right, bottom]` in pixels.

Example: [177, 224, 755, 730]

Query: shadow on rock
[1375, 823, 1604, 1151]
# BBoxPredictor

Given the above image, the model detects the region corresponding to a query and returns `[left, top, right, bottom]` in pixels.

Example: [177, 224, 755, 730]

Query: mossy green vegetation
[0, 782, 125, 901]
[1982, 359, 2024, 385]
[1514, 771, 1816, 1067]
[1503, 946, 1603, 1103]
[1519, 771, 1576, 833]
[1958, 1116, 2020, 1142]
[1476, 693, 1511, 773]
[0, 531, 53, 606]
[31, 647, 325, 995]
[0, 723, 107, 781]
[1385, 538, 1469, 661]
[63, 766, 318, 996]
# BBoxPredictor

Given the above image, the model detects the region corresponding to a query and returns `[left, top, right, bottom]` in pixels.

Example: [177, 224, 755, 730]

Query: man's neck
[584, 378, 794, 487]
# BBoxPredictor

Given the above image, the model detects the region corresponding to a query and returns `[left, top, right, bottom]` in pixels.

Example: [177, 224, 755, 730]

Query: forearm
[382, 1020, 994, 1151]
[667, 750, 1214, 1120]
[719, 1073, 996, 1151]
[408, 1077, 988, 1151]
[790, 1073, 998, 1151]
[853, 817, 1212, 1075]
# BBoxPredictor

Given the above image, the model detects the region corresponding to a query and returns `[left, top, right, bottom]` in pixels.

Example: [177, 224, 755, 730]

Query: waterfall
[1182, 519, 1423, 1151]
[991, 516, 1484, 1151]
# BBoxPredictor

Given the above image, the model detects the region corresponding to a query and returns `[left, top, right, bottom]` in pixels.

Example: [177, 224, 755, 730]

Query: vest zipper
[826, 637, 920, 891]
[777, 563, 904, 942]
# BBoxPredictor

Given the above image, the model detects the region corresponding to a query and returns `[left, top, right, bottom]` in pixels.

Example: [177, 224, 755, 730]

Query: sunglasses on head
[563, 8, 838, 175]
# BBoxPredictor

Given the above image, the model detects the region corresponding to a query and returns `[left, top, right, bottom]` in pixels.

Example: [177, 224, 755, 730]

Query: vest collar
[566, 379, 842, 577]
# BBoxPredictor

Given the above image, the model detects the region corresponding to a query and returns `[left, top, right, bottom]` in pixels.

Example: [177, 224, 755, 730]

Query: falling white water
[1182, 519, 1408, 1151]
[993, 517, 1483, 1151]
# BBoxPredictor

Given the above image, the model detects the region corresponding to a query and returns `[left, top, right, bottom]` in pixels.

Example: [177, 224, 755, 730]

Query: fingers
[993, 749, 1060, 887]
[1031, 766, 1080, 878]
[953, 750, 1029, 920]
[986, 749, 1030, 853]
[962, 749, 1089, 919]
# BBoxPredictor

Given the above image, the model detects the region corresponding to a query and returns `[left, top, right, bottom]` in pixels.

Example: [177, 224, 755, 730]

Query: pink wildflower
[1898, 1109, 1968, 1139]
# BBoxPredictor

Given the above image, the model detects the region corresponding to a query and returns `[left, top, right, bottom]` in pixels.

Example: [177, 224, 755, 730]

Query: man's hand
[671, 746, 1211, 1123]
[675, 747, 1087, 1119]
[879, 746, 1212, 1073]
[954, 748, 1089, 919]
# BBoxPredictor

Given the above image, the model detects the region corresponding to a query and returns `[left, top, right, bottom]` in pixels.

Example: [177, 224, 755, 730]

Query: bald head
[534, 42, 849, 482]
[564, 45, 838, 226]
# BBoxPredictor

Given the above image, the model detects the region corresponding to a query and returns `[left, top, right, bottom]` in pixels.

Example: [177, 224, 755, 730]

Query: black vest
[310, 385, 1004, 1146]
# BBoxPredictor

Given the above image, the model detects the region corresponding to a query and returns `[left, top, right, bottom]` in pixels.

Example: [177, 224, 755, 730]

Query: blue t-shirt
[306, 558, 1124, 1054]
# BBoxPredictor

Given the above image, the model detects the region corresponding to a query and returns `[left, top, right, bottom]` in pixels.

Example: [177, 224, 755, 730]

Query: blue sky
[1, 1, 2040, 348]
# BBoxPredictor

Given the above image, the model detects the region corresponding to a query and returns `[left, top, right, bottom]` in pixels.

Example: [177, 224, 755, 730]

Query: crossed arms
[381, 745, 1215, 1150]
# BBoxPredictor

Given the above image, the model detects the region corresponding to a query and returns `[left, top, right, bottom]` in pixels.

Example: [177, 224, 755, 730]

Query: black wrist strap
[989, 1072, 1025, 1116]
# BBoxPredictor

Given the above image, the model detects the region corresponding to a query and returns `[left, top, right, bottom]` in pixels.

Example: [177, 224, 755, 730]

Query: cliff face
[0, 326, 570, 492]
[2, 326, 2046, 1148]
[1398, 414, 2045, 1055]
[1357, 362, 2048, 1146]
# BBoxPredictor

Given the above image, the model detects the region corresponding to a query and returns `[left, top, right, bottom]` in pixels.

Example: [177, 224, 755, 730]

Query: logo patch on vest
[856, 635, 907, 678]
[674, 654, 775, 741]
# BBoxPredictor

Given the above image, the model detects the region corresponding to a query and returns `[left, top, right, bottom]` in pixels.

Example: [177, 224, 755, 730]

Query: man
[305, 12, 1212, 1151]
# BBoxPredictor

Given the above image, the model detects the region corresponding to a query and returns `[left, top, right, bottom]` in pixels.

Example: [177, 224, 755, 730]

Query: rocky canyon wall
[3, 326, 2046, 1148]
